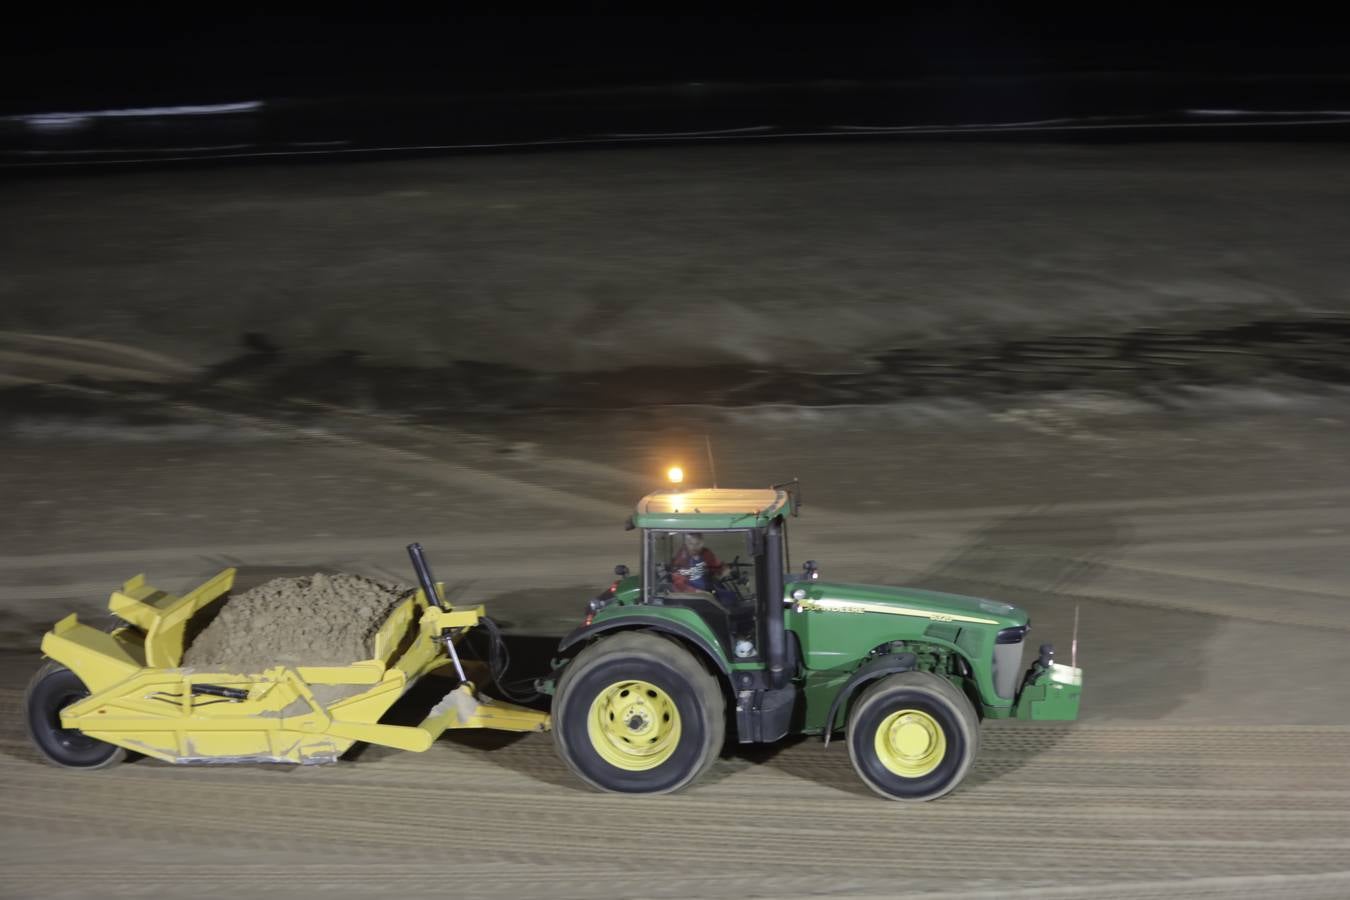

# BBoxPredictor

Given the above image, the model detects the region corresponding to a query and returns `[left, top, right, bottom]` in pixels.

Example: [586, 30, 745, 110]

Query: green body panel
[786, 580, 1028, 731]
[611, 576, 642, 605]
[1013, 664, 1083, 721]
[587, 575, 1040, 733]
[799, 666, 853, 731]
[790, 581, 1026, 634]
[586, 602, 732, 670]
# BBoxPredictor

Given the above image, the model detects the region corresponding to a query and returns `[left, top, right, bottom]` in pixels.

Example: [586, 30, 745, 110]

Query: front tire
[25, 662, 127, 770]
[552, 631, 725, 794]
[846, 671, 979, 801]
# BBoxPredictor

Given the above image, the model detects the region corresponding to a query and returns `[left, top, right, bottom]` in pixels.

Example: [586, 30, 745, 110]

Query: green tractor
[543, 481, 1082, 801]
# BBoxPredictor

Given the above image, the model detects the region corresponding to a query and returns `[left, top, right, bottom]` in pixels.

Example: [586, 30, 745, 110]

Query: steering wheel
[723, 556, 751, 583]
[715, 556, 751, 603]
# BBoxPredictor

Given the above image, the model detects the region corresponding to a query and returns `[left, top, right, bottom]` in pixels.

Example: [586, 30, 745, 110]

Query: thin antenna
[1071, 604, 1080, 670]
[705, 435, 718, 488]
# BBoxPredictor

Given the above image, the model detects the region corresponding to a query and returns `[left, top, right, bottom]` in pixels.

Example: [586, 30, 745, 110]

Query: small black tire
[25, 662, 127, 770]
[552, 631, 725, 795]
[846, 671, 979, 802]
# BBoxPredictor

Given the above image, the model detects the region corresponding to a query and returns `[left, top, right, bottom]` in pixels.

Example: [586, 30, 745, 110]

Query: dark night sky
[3, 13, 1347, 114]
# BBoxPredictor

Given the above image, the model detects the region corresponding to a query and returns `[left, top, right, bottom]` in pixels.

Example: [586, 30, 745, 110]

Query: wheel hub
[587, 679, 682, 771]
[50, 690, 99, 752]
[874, 709, 947, 778]
[892, 720, 934, 756]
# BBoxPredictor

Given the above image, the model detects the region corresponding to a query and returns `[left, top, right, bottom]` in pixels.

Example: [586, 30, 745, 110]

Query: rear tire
[846, 671, 979, 802]
[552, 631, 725, 794]
[25, 662, 127, 770]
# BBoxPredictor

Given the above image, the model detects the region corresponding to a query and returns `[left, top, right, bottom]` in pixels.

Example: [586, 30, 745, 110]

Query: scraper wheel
[25, 662, 127, 770]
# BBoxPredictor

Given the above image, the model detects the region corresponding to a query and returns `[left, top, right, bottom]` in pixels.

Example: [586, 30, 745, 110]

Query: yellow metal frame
[40, 570, 550, 765]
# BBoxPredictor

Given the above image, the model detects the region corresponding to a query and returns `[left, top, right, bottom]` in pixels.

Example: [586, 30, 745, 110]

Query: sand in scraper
[182, 573, 413, 671]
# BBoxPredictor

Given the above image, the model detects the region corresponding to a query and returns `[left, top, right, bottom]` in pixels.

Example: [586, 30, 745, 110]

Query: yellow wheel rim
[587, 679, 682, 771]
[873, 709, 946, 778]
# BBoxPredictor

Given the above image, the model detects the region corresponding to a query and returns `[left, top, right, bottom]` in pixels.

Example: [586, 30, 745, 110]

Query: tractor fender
[557, 616, 731, 676]
[821, 652, 918, 747]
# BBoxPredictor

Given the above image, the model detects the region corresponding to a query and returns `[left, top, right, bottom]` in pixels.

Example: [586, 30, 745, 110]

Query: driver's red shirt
[670, 547, 723, 592]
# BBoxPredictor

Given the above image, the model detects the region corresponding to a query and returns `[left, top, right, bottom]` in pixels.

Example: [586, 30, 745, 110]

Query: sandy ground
[3, 144, 1349, 374]
[3, 385, 1350, 898]
[3, 144, 1350, 897]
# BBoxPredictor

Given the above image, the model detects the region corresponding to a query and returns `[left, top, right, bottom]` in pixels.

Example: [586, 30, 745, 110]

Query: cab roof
[632, 488, 791, 530]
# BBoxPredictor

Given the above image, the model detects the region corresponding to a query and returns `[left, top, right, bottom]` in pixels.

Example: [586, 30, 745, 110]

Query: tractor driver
[669, 532, 732, 598]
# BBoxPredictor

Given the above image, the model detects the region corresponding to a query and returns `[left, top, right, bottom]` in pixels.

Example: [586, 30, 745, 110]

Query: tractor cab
[634, 486, 794, 667]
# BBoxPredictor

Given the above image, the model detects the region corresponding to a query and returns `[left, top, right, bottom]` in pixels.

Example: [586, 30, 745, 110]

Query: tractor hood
[794, 581, 1028, 630]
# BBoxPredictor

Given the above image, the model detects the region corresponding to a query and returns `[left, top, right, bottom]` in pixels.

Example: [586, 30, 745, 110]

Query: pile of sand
[182, 573, 413, 671]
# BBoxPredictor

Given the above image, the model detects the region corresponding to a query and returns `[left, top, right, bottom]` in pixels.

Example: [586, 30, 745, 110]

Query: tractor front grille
[992, 624, 1030, 699]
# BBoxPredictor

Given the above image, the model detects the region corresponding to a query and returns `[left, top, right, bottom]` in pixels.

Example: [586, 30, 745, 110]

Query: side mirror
[803, 560, 819, 580]
[614, 564, 630, 578]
